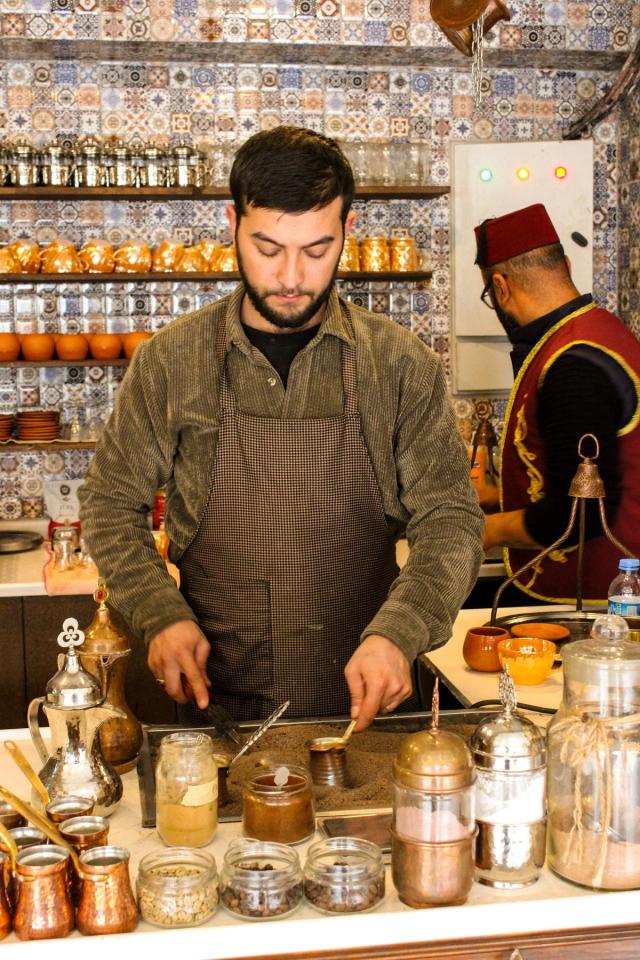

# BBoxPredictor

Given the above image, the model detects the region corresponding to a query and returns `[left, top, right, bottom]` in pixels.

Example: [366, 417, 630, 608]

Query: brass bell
[80, 581, 142, 772]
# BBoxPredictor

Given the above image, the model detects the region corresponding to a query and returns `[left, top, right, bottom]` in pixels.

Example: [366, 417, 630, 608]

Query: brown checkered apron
[178, 309, 402, 720]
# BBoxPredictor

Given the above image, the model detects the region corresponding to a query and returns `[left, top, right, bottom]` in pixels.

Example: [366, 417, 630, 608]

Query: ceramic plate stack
[0, 414, 13, 441]
[16, 410, 59, 441]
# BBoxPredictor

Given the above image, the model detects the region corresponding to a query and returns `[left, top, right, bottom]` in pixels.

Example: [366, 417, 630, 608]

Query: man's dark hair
[482, 242, 571, 293]
[230, 126, 355, 224]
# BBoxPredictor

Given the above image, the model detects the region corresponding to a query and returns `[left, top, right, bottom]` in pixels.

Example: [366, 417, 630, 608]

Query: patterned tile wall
[0, 2, 635, 517]
[618, 79, 640, 336]
[0, 1, 637, 50]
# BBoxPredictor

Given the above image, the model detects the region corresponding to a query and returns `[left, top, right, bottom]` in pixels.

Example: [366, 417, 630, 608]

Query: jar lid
[393, 728, 474, 791]
[470, 667, 546, 771]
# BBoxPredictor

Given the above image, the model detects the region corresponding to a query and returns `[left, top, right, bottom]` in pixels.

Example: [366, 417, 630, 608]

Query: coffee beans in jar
[137, 848, 218, 928]
[304, 837, 385, 914]
[220, 838, 303, 921]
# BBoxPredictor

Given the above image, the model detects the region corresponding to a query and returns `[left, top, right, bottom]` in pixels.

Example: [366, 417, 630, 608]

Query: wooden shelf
[0, 185, 449, 202]
[0, 359, 128, 368]
[0, 270, 431, 285]
[0, 440, 97, 450]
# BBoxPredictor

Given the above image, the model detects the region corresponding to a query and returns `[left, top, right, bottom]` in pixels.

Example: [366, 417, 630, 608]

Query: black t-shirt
[241, 322, 319, 388]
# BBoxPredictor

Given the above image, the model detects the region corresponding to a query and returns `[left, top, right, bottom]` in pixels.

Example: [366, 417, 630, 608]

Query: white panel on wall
[451, 140, 594, 393]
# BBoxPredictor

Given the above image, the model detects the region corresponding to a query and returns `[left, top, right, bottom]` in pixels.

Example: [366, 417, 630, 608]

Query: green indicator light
[479, 168, 493, 182]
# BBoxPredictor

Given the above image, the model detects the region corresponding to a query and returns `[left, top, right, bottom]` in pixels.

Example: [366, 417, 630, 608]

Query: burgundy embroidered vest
[500, 303, 640, 603]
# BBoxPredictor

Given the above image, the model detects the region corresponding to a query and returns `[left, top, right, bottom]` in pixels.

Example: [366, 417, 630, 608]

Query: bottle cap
[619, 558, 640, 571]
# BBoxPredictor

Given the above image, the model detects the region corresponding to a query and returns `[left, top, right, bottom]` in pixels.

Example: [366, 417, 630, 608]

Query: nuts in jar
[303, 837, 385, 914]
[220, 839, 303, 921]
[137, 847, 218, 928]
[242, 764, 315, 845]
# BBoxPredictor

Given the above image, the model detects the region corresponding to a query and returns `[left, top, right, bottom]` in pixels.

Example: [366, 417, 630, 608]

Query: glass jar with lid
[137, 847, 218, 927]
[156, 731, 218, 847]
[242, 764, 315, 845]
[304, 837, 385, 914]
[547, 614, 640, 889]
[220, 838, 303, 920]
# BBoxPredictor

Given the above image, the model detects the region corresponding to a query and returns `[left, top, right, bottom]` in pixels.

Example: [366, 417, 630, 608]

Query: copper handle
[4, 740, 50, 806]
[0, 785, 84, 876]
[0, 820, 17, 872]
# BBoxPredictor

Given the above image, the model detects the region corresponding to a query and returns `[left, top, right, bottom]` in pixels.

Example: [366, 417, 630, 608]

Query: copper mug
[76, 845, 138, 935]
[59, 815, 109, 903]
[14, 844, 74, 940]
[0, 857, 9, 941]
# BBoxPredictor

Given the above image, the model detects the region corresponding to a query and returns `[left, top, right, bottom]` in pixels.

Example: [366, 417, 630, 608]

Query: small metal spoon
[309, 718, 358, 752]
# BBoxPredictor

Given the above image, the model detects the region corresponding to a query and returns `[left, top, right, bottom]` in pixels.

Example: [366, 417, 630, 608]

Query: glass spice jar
[242, 764, 315, 845]
[156, 731, 218, 847]
[304, 837, 385, 914]
[220, 838, 303, 921]
[137, 847, 219, 928]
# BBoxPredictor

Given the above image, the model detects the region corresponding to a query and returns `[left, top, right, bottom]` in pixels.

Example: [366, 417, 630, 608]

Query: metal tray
[0, 531, 43, 554]
[136, 708, 548, 829]
[488, 608, 607, 644]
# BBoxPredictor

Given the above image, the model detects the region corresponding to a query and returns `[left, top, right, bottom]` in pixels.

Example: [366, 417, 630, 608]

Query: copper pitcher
[76, 845, 138, 935]
[80, 582, 142, 772]
[14, 844, 74, 941]
[0, 822, 15, 940]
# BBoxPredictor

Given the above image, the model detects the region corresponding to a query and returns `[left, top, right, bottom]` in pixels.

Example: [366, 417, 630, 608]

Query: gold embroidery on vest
[514, 403, 545, 503]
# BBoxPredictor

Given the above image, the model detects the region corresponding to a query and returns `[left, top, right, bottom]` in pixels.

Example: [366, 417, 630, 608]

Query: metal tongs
[181, 676, 243, 745]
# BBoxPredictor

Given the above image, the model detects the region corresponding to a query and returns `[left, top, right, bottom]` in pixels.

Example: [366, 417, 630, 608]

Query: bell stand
[489, 433, 635, 625]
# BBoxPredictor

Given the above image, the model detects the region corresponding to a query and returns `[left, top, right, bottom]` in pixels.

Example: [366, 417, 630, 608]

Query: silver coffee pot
[27, 617, 125, 817]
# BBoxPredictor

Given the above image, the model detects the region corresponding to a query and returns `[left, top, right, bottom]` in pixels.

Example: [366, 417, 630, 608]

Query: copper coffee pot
[80, 581, 142, 772]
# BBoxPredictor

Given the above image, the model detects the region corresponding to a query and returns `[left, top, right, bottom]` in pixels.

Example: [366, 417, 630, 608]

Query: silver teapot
[27, 618, 125, 817]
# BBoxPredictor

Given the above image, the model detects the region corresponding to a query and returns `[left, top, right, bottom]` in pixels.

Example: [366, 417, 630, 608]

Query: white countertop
[2, 728, 640, 957]
[423, 605, 568, 711]
[0, 520, 48, 597]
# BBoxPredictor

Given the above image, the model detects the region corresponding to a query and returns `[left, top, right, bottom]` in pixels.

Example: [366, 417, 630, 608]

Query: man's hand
[344, 635, 413, 732]
[148, 620, 211, 709]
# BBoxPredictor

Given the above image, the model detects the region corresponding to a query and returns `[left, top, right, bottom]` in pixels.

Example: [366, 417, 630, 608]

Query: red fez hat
[474, 203, 561, 268]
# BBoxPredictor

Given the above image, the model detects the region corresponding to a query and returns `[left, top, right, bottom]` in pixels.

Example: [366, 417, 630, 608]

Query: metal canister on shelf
[390, 237, 419, 272]
[40, 143, 73, 187]
[360, 236, 390, 272]
[112, 140, 134, 187]
[9, 137, 37, 186]
[130, 145, 145, 189]
[140, 144, 167, 188]
[187, 146, 207, 189]
[470, 667, 546, 888]
[170, 139, 195, 188]
[76, 137, 103, 188]
[0, 141, 11, 185]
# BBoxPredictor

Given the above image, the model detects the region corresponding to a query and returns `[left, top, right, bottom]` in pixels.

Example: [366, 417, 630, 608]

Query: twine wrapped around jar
[551, 710, 640, 888]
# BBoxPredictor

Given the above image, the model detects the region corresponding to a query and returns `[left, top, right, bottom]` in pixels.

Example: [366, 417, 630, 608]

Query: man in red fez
[474, 202, 640, 603]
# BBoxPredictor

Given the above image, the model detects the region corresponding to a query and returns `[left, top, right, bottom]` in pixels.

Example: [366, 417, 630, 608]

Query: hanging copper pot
[430, 0, 511, 55]
[80, 581, 142, 773]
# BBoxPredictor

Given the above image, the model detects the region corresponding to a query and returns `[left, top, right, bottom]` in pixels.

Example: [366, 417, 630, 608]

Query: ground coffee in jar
[220, 838, 303, 920]
[242, 764, 315, 845]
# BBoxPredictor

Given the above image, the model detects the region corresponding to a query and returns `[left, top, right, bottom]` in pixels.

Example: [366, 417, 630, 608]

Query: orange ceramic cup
[21, 333, 55, 361]
[0, 333, 21, 361]
[89, 334, 122, 360]
[462, 625, 510, 672]
[497, 636, 557, 685]
[122, 331, 153, 359]
[55, 334, 89, 361]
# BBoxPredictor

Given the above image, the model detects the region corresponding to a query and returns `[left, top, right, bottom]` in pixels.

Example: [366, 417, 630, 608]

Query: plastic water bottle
[607, 558, 640, 618]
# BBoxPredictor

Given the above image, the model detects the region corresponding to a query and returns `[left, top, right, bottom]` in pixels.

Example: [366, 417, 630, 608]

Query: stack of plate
[0, 414, 13, 441]
[16, 410, 59, 441]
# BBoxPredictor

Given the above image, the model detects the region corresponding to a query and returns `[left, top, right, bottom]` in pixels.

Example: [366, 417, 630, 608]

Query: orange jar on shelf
[122, 331, 153, 358]
[0, 333, 21, 361]
[89, 334, 122, 360]
[21, 333, 55, 361]
[55, 334, 89, 361]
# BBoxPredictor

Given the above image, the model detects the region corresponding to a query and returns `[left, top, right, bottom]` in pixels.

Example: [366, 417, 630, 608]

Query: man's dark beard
[236, 240, 340, 331]
[492, 297, 519, 337]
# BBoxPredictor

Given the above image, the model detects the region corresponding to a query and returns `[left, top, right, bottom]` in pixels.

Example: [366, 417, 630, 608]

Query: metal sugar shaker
[470, 667, 546, 889]
[391, 680, 476, 908]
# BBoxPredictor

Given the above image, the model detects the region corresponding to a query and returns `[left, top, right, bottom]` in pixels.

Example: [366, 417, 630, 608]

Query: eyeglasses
[480, 273, 506, 309]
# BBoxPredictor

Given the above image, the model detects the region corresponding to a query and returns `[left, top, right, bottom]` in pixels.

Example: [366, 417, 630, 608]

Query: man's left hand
[344, 635, 413, 732]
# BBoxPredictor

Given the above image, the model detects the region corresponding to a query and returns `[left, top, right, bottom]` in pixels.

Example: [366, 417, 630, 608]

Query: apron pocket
[183, 577, 273, 698]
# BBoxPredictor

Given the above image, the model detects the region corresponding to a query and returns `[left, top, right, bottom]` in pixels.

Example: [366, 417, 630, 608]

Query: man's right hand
[147, 620, 211, 709]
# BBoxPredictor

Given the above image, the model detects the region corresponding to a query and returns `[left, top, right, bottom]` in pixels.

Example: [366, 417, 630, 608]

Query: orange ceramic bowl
[510, 622, 570, 643]
[55, 334, 89, 361]
[462, 625, 510, 672]
[21, 333, 55, 362]
[122, 331, 153, 359]
[89, 333, 122, 360]
[0, 333, 21, 361]
[497, 636, 557, 685]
